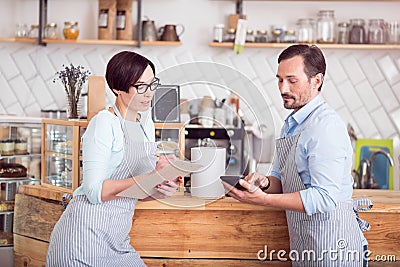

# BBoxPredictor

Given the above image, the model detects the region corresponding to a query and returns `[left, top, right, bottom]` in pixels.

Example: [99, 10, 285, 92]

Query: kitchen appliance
[151, 85, 180, 123]
[159, 24, 184, 41]
[184, 126, 246, 176]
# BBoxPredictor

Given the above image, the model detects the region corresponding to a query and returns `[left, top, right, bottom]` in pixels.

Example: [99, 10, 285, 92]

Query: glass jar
[271, 25, 285, 43]
[45, 23, 58, 39]
[255, 30, 268, 43]
[63, 21, 79, 40]
[246, 29, 255, 42]
[317, 10, 336, 43]
[296, 18, 316, 43]
[337, 22, 350, 44]
[368, 19, 385, 44]
[28, 24, 39, 38]
[15, 23, 28, 38]
[349, 19, 366, 44]
[283, 29, 296, 43]
[224, 28, 236, 42]
[213, 24, 224, 43]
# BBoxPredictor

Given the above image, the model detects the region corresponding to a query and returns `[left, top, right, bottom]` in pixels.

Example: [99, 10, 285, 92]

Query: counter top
[18, 185, 400, 212]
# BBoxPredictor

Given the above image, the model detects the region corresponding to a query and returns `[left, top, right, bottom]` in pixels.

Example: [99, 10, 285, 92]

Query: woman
[46, 51, 181, 266]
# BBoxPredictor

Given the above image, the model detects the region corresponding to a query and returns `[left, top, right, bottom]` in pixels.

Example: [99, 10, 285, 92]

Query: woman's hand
[154, 154, 177, 172]
[150, 176, 183, 200]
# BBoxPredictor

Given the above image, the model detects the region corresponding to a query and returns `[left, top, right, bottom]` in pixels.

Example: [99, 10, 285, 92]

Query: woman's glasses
[131, 77, 160, 94]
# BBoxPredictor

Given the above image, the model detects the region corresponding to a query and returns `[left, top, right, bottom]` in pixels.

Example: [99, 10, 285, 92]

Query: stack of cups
[388, 21, 399, 44]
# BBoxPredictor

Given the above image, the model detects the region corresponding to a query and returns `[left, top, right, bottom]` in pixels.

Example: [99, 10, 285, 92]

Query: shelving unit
[209, 42, 400, 50]
[0, 0, 182, 47]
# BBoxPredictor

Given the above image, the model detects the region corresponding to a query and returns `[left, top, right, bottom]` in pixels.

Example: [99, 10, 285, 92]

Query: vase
[66, 94, 80, 119]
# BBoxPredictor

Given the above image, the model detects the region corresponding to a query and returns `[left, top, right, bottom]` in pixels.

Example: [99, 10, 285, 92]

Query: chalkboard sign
[151, 85, 180, 123]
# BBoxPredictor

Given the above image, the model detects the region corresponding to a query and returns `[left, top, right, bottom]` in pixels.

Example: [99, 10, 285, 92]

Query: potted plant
[54, 64, 91, 119]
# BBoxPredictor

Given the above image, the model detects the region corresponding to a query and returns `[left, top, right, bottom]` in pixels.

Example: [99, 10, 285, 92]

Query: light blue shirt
[270, 94, 354, 216]
[73, 109, 155, 204]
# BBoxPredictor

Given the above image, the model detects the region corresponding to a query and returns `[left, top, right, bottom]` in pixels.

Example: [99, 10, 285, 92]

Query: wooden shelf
[0, 38, 182, 46]
[209, 42, 400, 50]
[45, 39, 182, 46]
[0, 37, 37, 43]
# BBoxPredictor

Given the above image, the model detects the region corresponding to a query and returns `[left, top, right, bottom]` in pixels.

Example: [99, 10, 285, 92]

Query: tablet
[220, 175, 246, 191]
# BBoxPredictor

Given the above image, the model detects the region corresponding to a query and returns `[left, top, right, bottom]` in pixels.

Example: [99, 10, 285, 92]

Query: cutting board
[355, 139, 393, 189]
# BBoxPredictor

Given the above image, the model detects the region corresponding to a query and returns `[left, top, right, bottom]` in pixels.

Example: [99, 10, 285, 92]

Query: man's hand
[221, 179, 268, 206]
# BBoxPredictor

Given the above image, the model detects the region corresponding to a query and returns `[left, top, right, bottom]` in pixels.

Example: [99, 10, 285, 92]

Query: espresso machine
[184, 125, 246, 176]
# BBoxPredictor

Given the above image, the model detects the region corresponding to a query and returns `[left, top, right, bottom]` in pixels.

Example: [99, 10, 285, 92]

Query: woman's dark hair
[278, 44, 326, 91]
[106, 51, 155, 96]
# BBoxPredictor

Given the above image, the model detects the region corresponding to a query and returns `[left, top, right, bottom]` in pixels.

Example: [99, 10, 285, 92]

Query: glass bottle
[15, 23, 28, 38]
[255, 30, 268, 43]
[337, 22, 350, 44]
[28, 24, 39, 38]
[213, 24, 224, 43]
[317, 10, 336, 43]
[296, 18, 316, 43]
[368, 19, 385, 44]
[45, 23, 58, 39]
[271, 25, 285, 43]
[63, 21, 79, 40]
[283, 29, 296, 43]
[349, 19, 366, 44]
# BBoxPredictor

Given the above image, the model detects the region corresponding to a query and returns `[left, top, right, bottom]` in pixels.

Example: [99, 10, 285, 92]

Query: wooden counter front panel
[130, 209, 290, 259]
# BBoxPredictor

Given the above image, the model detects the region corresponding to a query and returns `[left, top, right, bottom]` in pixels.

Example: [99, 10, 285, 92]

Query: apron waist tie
[62, 193, 73, 210]
[353, 198, 373, 232]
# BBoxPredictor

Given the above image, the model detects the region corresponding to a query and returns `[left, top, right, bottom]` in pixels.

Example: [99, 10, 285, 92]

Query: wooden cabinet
[41, 119, 88, 194]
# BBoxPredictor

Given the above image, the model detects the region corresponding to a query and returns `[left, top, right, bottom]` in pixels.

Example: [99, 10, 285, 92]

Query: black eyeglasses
[131, 77, 160, 94]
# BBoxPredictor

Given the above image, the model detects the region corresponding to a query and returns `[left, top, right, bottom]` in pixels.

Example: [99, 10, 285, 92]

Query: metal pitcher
[142, 19, 158, 41]
[159, 24, 184, 41]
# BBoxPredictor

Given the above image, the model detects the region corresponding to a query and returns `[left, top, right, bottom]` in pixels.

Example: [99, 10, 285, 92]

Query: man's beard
[282, 94, 306, 110]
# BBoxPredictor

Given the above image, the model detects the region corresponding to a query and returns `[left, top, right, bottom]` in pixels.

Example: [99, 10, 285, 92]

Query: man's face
[276, 55, 321, 112]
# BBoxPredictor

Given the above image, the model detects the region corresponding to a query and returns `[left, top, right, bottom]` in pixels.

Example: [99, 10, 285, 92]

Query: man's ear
[313, 73, 324, 89]
[112, 89, 119, 95]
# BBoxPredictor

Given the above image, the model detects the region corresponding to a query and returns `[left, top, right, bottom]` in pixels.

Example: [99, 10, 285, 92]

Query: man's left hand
[222, 179, 268, 205]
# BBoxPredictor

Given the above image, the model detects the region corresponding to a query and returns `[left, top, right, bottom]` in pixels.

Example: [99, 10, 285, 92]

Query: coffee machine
[184, 125, 246, 176]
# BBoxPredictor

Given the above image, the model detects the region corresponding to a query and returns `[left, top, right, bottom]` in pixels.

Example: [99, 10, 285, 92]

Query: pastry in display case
[41, 119, 87, 193]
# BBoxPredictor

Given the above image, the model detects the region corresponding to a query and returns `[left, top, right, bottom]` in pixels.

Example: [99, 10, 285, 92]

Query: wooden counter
[14, 185, 400, 266]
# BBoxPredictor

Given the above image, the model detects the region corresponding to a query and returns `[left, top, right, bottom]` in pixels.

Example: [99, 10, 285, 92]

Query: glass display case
[41, 119, 87, 193]
[0, 116, 42, 262]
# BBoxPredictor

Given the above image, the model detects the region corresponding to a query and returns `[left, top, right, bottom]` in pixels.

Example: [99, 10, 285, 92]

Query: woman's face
[120, 65, 156, 114]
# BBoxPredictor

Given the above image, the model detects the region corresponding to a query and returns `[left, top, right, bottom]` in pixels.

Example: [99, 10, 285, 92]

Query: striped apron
[278, 104, 369, 267]
[46, 106, 157, 267]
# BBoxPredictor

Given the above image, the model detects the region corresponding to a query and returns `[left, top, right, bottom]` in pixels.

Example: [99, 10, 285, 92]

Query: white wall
[1, 0, 400, 188]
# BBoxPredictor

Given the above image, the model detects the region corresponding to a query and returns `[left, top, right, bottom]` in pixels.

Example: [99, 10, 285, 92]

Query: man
[224, 44, 370, 266]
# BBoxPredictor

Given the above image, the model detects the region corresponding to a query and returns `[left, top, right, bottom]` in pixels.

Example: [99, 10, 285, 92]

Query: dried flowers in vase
[54, 64, 91, 119]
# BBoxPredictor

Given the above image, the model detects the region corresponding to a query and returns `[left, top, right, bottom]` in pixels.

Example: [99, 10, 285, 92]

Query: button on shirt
[270, 94, 354, 216]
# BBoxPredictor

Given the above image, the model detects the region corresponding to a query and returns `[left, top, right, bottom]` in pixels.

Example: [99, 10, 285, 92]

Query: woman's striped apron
[46, 106, 157, 267]
[277, 104, 370, 267]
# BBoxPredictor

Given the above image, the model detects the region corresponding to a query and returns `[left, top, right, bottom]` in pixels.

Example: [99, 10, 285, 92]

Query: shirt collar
[286, 94, 324, 125]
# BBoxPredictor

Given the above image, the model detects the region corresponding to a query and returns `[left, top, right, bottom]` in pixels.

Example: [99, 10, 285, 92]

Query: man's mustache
[281, 94, 295, 99]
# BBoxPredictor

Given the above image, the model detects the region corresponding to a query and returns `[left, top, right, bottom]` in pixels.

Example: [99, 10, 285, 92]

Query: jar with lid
[224, 28, 236, 42]
[317, 10, 336, 43]
[255, 30, 268, 43]
[63, 21, 79, 40]
[45, 23, 58, 39]
[28, 24, 39, 38]
[283, 29, 296, 43]
[271, 26, 285, 43]
[337, 22, 350, 44]
[15, 23, 28, 38]
[296, 18, 316, 43]
[246, 29, 255, 43]
[349, 19, 366, 44]
[368, 19, 385, 44]
[213, 24, 224, 43]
